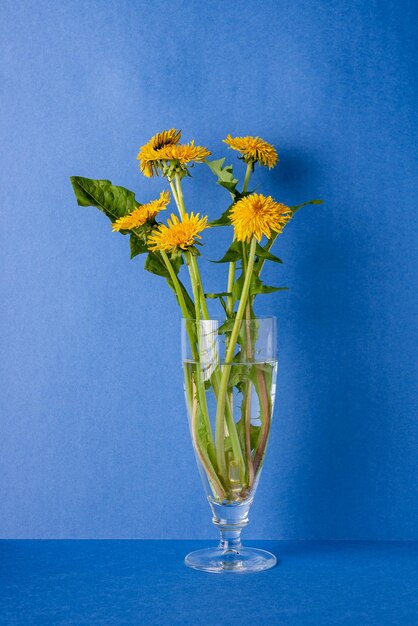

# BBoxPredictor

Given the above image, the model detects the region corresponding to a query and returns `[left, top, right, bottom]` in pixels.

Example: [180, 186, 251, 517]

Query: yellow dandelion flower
[148, 212, 209, 253]
[223, 134, 279, 169]
[156, 141, 211, 165]
[229, 193, 291, 242]
[137, 129, 182, 177]
[112, 191, 170, 232]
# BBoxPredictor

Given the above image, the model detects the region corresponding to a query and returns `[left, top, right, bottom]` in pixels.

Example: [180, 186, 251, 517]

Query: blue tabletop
[0, 540, 417, 625]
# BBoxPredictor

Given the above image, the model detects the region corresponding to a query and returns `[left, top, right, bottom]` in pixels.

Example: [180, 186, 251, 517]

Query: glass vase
[182, 317, 278, 573]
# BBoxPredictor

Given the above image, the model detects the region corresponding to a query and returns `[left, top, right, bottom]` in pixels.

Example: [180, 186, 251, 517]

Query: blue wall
[1, 0, 417, 539]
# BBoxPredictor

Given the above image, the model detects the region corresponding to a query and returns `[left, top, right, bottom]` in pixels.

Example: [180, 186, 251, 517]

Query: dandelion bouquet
[70, 129, 321, 572]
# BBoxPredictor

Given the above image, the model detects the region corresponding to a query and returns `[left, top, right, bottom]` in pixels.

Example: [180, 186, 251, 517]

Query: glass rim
[182, 315, 278, 323]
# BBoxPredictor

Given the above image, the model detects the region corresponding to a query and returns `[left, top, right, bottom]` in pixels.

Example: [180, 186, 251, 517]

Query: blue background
[1, 0, 417, 540]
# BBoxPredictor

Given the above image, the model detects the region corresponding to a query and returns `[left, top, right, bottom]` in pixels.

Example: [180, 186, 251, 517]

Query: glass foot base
[185, 545, 277, 574]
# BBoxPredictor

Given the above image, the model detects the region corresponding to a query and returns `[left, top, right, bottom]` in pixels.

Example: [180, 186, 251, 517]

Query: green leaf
[210, 206, 232, 227]
[249, 362, 274, 422]
[130, 235, 148, 259]
[218, 296, 228, 315]
[195, 405, 217, 466]
[227, 364, 250, 391]
[205, 158, 238, 196]
[205, 292, 232, 299]
[179, 283, 195, 318]
[253, 282, 288, 295]
[70, 176, 140, 223]
[232, 273, 244, 301]
[250, 424, 262, 449]
[209, 190, 254, 227]
[224, 435, 233, 455]
[255, 242, 283, 264]
[218, 318, 235, 334]
[250, 362, 274, 386]
[203, 291, 230, 315]
[144, 252, 194, 317]
[235, 419, 262, 452]
[233, 272, 288, 300]
[290, 198, 323, 216]
[211, 240, 243, 262]
[144, 252, 182, 279]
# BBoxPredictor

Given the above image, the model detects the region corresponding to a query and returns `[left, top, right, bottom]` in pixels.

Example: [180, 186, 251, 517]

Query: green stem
[215, 237, 257, 477]
[226, 261, 235, 316]
[168, 178, 180, 210]
[225, 162, 252, 316]
[242, 381, 254, 488]
[243, 300, 255, 487]
[188, 253, 202, 324]
[188, 377, 225, 499]
[242, 241, 248, 272]
[250, 230, 279, 308]
[173, 173, 210, 322]
[241, 299, 273, 480]
[160, 248, 199, 364]
[242, 161, 252, 193]
[254, 231, 278, 278]
[241, 292, 273, 479]
[175, 174, 186, 218]
[171, 175, 207, 320]
[160, 250, 189, 320]
[190, 254, 210, 320]
[252, 367, 272, 476]
[186, 251, 221, 482]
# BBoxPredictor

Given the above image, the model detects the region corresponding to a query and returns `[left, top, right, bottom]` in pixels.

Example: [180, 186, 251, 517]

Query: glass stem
[219, 528, 243, 552]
